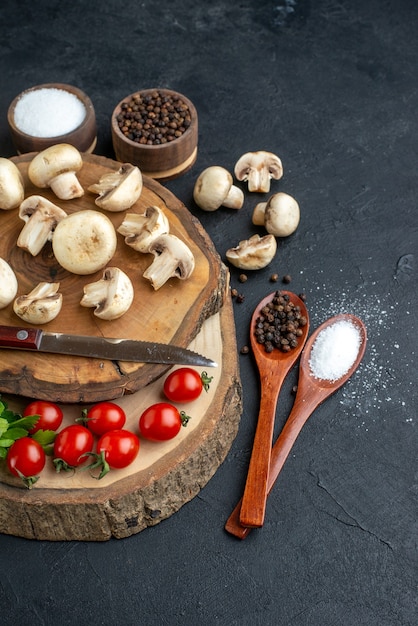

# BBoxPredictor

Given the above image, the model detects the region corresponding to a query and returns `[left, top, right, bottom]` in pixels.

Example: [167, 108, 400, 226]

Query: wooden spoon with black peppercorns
[238, 290, 310, 529]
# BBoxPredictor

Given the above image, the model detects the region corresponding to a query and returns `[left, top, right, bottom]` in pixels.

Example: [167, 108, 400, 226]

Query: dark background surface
[0, 1, 417, 624]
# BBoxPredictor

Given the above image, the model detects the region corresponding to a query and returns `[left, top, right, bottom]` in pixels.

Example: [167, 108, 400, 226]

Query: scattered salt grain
[309, 319, 362, 381]
[14, 88, 86, 138]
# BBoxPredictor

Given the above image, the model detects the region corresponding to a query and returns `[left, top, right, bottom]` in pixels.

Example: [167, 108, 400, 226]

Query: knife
[0, 325, 217, 368]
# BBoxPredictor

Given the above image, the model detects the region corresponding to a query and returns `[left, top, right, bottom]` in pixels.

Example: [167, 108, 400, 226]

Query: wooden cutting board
[0, 153, 228, 403]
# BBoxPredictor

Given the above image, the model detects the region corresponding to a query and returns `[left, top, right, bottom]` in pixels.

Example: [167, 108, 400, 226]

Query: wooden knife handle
[0, 325, 43, 350]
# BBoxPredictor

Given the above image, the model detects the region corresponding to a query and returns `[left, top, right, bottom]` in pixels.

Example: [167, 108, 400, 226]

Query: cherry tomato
[139, 402, 190, 441]
[163, 368, 213, 403]
[53, 424, 94, 470]
[7, 437, 46, 487]
[23, 400, 64, 433]
[82, 402, 126, 436]
[97, 429, 140, 469]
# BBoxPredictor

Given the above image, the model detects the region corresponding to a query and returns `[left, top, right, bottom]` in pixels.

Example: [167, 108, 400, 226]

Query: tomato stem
[81, 451, 110, 480]
[180, 411, 192, 427]
[201, 371, 213, 392]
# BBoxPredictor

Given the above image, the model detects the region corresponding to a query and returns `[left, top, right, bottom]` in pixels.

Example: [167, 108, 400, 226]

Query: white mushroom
[117, 205, 169, 252]
[0, 158, 25, 210]
[52, 210, 117, 275]
[226, 234, 277, 270]
[28, 143, 84, 200]
[17, 195, 68, 256]
[143, 233, 195, 290]
[234, 151, 283, 193]
[88, 163, 143, 212]
[193, 166, 244, 211]
[252, 192, 300, 237]
[80, 267, 134, 320]
[13, 282, 62, 324]
[0, 258, 18, 309]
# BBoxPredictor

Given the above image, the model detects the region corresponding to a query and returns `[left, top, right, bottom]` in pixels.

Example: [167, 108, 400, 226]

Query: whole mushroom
[193, 166, 244, 211]
[28, 143, 84, 200]
[252, 192, 300, 237]
[117, 205, 169, 252]
[13, 282, 62, 324]
[0, 158, 25, 210]
[143, 233, 195, 290]
[81, 267, 134, 320]
[52, 210, 117, 275]
[234, 151, 283, 193]
[226, 234, 277, 270]
[17, 195, 67, 256]
[0, 258, 18, 309]
[88, 163, 142, 212]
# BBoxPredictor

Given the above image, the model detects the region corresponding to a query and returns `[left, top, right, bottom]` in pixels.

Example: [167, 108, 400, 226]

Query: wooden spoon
[226, 313, 367, 539]
[239, 291, 310, 529]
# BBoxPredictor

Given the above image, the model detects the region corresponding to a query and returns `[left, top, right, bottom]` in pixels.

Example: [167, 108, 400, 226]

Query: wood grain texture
[0, 298, 242, 541]
[0, 153, 227, 403]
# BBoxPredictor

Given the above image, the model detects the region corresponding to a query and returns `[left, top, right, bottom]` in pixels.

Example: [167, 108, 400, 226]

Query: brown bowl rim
[7, 82, 96, 142]
[111, 88, 198, 152]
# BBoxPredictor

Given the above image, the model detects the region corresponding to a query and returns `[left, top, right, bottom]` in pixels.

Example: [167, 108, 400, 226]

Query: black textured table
[0, 1, 417, 624]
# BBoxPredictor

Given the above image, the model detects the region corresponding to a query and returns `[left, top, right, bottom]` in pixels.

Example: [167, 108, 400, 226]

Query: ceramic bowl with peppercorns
[111, 88, 198, 181]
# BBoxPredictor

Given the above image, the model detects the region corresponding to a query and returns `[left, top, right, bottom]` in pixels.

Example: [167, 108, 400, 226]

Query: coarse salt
[309, 319, 362, 381]
[13, 88, 86, 138]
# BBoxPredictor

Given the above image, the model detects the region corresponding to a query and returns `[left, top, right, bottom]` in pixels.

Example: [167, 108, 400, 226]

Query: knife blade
[0, 325, 217, 368]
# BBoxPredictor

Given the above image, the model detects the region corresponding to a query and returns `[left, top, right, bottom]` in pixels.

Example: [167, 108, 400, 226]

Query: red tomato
[97, 429, 140, 469]
[7, 437, 46, 487]
[139, 402, 190, 441]
[163, 368, 213, 403]
[53, 424, 94, 470]
[24, 400, 64, 433]
[83, 402, 126, 436]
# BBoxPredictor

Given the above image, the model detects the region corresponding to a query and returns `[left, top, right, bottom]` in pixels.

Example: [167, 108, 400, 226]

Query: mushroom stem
[223, 185, 245, 209]
[18, 195, 67, 256]
[143, 234, 195, 290]
[49, 171, 84, 201]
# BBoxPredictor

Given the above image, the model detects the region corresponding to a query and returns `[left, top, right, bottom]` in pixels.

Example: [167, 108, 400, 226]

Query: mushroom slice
[13, 282, 62, 324]
[143, 234, 195, 290]
[234, 151, 283, 193]
[0, 158, 25, 210]
[88, 164, 143, 212]
[81, 267, 134, 320]
[226, 234, 277, 270]
[117, 205, 169, 252]
[28, 143, 84, 200]
[52, 210, 117, 275]
[253, 192, 300, 237]
[0, 258, 18, 309]
[17, 195, 68, 256]
[193, 166, 244, 211]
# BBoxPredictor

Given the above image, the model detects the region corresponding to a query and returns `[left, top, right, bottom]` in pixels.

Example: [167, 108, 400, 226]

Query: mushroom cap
[226, 234, 277, 270]
[0, 258, 18, 308]
[0, 158, 25, 210]
[264, 192, 300, 237]
[81, 267, 134, 320]
[88, 163, 143, 212]
[28, 143, 83, 188]
[234, 151, 283, 193]
[52, 210, 117, 275]
[193, 166, 238, 211]
[13, 282, 62, 324]
[143, 233, 195, 290]
[17, 195, 68, 256]
[117, 205, 169, 252]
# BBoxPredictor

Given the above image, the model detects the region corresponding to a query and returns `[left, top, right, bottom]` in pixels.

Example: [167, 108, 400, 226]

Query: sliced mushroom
[52, 210, 117, 275]
[234, 151, 283, 193]
[0, 158, 25, 210]
[252, 192, 300, 237]
[193, 166, 244, 211]
[0, 258, 18, 309]
[117, 205, 169, 252]
[80, 267, 134, 320]
[143, 233, 195, 290]
[28, 143, 84, 200]
[13, 282, 62, 324]
[88, 163, 143, 212]
[226, 234, 277, 270]
[17, 195, 68, 256]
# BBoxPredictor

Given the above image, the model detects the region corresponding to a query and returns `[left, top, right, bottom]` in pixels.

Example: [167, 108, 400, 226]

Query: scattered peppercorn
[230, 287, 238, 298]
[116, 91, 192, 145]
[282, 274, 292, 284]
[239, 274, 248, 283]
[253, 290, 308, 354]
[270, 273, 279, 282]
[299, 292, 307, 302]
[240, 345, 249, 355]
[236, 293, 245, 303]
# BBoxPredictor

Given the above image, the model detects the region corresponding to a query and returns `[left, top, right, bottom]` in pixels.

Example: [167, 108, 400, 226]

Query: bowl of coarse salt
[7, 83, 97, 155]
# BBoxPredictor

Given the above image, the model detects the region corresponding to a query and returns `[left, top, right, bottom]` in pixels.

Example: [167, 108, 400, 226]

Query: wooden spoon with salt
[226, 313, 367, 539]
[239, 291, 310, 529]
